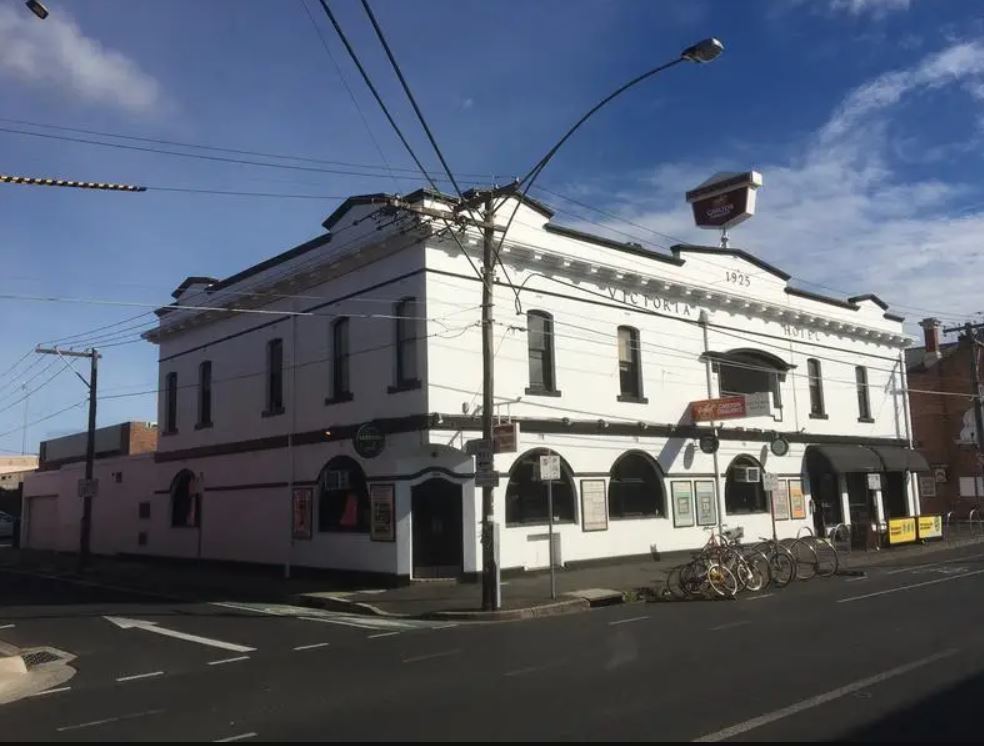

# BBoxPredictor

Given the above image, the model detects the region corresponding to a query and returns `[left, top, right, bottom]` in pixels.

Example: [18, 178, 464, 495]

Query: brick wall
[127, 422, 159, 455]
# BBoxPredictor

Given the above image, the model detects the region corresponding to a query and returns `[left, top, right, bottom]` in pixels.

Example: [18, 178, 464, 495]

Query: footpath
[3, 532, 983, 624]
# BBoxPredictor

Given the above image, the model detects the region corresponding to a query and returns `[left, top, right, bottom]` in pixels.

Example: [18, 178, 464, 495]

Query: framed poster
[788, 479, 806, 520]
[694, 480, 717, 527]
[772, 480, 790, 521]
[580, 479, 608, 532]
[369, 483, 396, 542]
[672, 481, 695, 528]
[292, 486, 313, 540]
[918, 475, 937, 498]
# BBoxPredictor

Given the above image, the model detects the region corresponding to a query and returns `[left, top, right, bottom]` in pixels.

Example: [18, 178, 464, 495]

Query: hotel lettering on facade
[21, 189, 926, 579]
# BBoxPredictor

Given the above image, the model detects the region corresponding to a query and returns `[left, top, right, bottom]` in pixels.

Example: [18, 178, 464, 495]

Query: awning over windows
[869, 446, 930, 473]
[806, 445, 883, 474]
[700, 349, 796, 372]
[806, 444, 930, 474]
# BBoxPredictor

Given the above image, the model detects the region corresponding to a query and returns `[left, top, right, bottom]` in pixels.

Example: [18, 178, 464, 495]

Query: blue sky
[2, 0, 984, 451]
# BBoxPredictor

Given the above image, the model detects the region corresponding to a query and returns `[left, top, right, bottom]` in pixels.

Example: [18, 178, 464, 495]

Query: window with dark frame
[170, 470, 200, 528]
[609, 451, 664, 519]
[164, 371, 178, 433]
[395, 298, 419, 386]
[317, 456, 369, 532]
[527, 311, 556, 393]
[266, 338, 284, 414]
[331, 317, 351, 400]
[505, 449, 575, 525]
[807, 358, 825, 416]
[197, 360, 212, 427]
[716, 352, 784, 409]
[617, 326, 643, 400]
[724, 456, 767, 514]
[855, 365, 871, 420]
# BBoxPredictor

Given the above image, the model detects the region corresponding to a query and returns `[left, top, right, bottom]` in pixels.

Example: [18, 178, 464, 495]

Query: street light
[682, 38, 725, 64]
[25, 1, 49, 20]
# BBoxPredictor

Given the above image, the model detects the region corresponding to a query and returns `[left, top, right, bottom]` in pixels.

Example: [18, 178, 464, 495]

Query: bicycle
[752, 536, 797, 587]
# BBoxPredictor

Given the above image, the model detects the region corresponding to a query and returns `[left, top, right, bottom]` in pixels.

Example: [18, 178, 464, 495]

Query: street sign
[77, 478, 98, 499]
[492, 422, 519, 453]
[867, 473, 882, 490]
[744, 392, 772, 418]
[475, 469, 500, 488]
[537, 454, 561, 482]
[770, 435, 790, 457]
[690, 393, 771, 422]
[763, 472, 779, 492]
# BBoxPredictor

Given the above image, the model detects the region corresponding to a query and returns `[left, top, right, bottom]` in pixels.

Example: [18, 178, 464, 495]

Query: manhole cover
[22, 650, 61, 668]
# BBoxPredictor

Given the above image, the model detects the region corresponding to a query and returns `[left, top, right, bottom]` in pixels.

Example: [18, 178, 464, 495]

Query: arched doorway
[412, 478, 463, 578]
[505, 449, 576, 526]
[609, 451, 666, 519]
[724, 455, 767, 516]
[317, 456, 369, 532]
[170, 469, 200, 528]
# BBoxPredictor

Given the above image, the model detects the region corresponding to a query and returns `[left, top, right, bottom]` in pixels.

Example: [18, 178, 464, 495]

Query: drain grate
[22, 650, 61, 667]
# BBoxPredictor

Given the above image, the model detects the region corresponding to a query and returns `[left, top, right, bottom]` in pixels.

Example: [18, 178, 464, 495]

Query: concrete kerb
[0, 642, 76, 705]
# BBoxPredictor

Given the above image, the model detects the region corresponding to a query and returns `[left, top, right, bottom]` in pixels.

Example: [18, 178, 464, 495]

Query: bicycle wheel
[664, 565, 688, 601]
[812, 539, 839, 578]
[768, 549, 796, 588]
[680, 560, 704, 598]
[706, 562, 738, 598]
[791, 539, 818, 580]
[741, 549, 772, 591]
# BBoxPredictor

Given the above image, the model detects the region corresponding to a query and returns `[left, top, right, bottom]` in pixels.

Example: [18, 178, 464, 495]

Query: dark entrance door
[847, 473, 875, 549]
[882, 472, 908, 519]
[810, 471, 842, 538]
[412, 478, 463, 579]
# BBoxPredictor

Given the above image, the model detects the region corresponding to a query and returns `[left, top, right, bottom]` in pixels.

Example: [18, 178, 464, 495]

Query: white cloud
[830, 0, 911, 17]
[461, 97, 475, 110]
[563, 40, 984, 330]
[0, 5, 162, 115]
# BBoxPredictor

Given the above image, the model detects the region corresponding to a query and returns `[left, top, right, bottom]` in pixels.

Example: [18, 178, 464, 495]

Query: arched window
[725, 455, 766, 515]
[707, 348, 791, 409]
[609, 451, 665, 519]
[505, 448, 575, 525]
[526, 311, 557, 394]
[317, 456, 369, 532]
[170, 469, 200, 527]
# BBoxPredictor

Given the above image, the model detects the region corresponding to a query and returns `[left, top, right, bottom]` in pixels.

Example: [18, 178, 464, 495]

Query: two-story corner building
[906, 319, 984, 515]
[21, 187, 926, 579]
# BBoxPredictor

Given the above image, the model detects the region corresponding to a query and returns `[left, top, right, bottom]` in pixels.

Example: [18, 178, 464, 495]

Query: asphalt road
[3, 544, 984, 741]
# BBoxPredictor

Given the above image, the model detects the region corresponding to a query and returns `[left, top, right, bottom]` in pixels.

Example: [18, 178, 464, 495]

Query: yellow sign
[888, 517, 917, 545]
[917, 515, 943, 540]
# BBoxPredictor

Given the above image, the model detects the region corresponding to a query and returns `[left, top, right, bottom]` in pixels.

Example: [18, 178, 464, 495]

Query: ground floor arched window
[609, 451, 665, 519]
[724, 455, 767, 514]
[170, 469, 200, 527]
[318, 456, 369, 532]
[505, 448, 576, 526]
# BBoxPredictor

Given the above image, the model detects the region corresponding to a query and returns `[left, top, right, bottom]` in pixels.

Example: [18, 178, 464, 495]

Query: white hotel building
[22, 188, 926, 580]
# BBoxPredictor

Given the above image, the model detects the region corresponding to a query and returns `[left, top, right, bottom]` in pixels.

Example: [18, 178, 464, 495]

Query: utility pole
[944, 321, 984, 505]
[35, 346, 99, 570]
[480, 192, 498, 611]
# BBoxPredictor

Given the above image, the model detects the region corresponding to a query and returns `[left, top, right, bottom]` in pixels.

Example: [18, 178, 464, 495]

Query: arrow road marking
[104, 617, 255, 653]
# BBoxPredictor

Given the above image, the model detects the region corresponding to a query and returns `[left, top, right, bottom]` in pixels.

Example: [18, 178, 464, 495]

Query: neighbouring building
[0, 455, 38, 517]
[21, 188, 927, 578]
[906, 319, 984, 516]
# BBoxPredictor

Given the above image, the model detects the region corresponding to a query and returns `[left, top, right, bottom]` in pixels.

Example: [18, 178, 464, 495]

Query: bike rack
[945, 511, 955, 541]
[970, 508, 980, 537]
[828, 523, 851, 552]
[796, 525, 815, 539]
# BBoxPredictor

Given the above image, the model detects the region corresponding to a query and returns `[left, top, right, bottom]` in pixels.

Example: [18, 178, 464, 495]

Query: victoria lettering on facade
[20, 187, 921, 583]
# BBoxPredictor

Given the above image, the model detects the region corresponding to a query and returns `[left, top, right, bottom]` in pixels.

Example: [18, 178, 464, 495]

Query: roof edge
[669, 244, 792, 281]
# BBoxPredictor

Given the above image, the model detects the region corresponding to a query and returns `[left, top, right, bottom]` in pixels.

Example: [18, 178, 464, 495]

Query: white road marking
[56, 709, 164, 733]
[885, 552, 984, 575]
[207, 656, 250, 666]
[211, 601, 433, 630]
[608, 615, 648, 626]
[368, 632, 400, 639]
[838, 567, 984, 603]
[0, 623, 15, 629]
[402, 649, 461, 664]
[105, 616, 255, 653]
[504, 664, 549, 677]
[29, 686, 71, 697]
[214, 733, 258, 743]
[744, 593, 774, 601]
[710, 620, 751, 632]
[692, 648, 959, 742]
[845, 576, 869, 582]
[293, 642, 330, 651]
[116, 671, 164, 683]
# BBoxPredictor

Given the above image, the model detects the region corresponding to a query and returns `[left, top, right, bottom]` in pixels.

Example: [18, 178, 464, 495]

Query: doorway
[810, 471, 842, 538]
[411, 478, 463, 579]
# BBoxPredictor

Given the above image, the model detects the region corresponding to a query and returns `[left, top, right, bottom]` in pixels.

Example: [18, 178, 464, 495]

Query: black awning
[869, 446, 930, 472]
[805, 444, 883, 474]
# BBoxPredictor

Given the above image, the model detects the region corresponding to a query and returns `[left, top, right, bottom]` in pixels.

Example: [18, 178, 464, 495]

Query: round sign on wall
[354, 423, 385, 459]
[770, 436, 790, 457]
[699, 434, 719, 454]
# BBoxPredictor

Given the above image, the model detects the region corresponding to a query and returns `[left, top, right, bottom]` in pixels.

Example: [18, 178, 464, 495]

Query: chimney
[919, 317, 942, 366]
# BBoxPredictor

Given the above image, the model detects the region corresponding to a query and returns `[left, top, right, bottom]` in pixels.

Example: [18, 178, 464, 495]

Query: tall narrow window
[856, 365, 871, 420]
[266, 338, 284, 414]
[526, 311, 556, 394]
[197, 361, 212, 427]
[331, 317, 351, 401]
[395, 297, 419, 387]
[807, 358, 825, 417]
[617, 326, 644, 401]
[164, 372, 178, 434]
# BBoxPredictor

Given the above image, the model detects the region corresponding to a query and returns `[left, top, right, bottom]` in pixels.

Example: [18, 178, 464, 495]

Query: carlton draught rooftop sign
[686, 171, 762, 231]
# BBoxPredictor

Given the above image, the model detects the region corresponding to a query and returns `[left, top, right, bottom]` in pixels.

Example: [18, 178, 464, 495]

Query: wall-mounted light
[324, 430, 332, 438]
[598, 419, 609, 429]
[638, 421, 648, 430]
[562, 417, 572, 427]
[431, 412, 444, 426]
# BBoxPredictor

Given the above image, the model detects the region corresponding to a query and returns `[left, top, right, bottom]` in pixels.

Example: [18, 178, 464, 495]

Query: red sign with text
[691, 396, 747, 422]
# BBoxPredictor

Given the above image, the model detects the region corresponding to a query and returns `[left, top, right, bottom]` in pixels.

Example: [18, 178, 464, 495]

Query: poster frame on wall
[672, 481, 695, 528]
